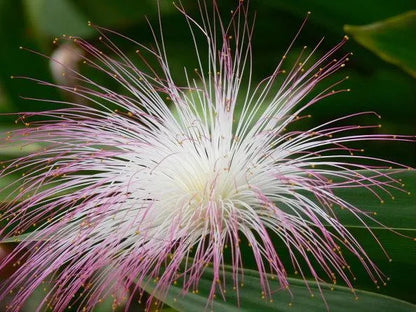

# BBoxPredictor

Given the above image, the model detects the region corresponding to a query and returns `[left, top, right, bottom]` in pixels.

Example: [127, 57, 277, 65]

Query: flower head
[0, 1, 413, 311]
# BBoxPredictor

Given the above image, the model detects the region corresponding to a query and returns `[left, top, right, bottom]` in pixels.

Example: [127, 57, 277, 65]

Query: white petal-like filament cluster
[0, 1, 413, 311]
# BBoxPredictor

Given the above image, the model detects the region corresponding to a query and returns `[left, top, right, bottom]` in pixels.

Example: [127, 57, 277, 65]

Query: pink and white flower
[0, 1, 413, 311]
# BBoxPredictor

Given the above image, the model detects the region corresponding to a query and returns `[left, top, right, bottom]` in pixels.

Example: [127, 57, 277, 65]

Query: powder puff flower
[0, 1, 413, 311]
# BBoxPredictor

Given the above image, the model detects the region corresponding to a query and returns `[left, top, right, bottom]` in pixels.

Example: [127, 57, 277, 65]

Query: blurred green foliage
[0, 0, 415, 311]
[345, 11, 416, 78]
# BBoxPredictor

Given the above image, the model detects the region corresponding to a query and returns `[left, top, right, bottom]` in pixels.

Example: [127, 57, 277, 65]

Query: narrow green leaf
[0, 142, 43, 156]
[344, 11, 416, 78]
[143, 265, 416, 312]
[0, 233, 33, 243]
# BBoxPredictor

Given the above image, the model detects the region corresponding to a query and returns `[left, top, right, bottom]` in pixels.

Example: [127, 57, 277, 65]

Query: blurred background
[0, 0, 415, 311]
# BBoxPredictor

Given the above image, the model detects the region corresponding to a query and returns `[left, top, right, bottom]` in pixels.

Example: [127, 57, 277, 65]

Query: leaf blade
[344, 11, 416, 78]
[143, 265, 416, 312]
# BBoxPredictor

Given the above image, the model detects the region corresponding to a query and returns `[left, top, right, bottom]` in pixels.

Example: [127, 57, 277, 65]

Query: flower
[0, 1, 413, 311]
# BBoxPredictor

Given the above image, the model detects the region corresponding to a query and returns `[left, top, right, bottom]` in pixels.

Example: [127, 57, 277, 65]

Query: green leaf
[72, 0, 179, 29]
[240, 169, 416, 302]
[23, 0, 93, 37]
[0, 175, 18, 203]
[260, 0, 416, 37]
[92, 295, 121, 312]
[0, 83, 13, 112]
[0, 233, 33, 244]
[0, 142, 43, 156]
[344, 11, 416, 78]
[0, 0, 60, 113]
[330, 170, 416, 301]
[331, 169, 416, 230]
[143, 265, 416, 312]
